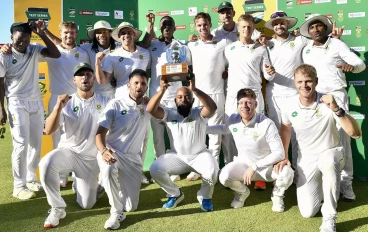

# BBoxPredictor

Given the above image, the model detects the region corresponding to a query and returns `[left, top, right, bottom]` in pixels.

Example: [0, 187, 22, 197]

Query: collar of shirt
[297, 92, 322, 110]
[220, 23, 237, 35]
[57, 44, 79, 52]
[312, 37, 331, 49]
[242, 113, 257, 128]
[75, 93, 96, 105]
[272, 33, 294, 45]
[12, 46, 31, 56]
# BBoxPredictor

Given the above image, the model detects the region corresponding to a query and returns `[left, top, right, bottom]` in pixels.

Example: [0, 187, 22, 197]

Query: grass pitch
[0, 124, 367, 232]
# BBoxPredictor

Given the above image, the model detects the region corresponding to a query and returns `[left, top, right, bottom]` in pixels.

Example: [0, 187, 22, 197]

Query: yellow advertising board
[14, 0, 62, 159]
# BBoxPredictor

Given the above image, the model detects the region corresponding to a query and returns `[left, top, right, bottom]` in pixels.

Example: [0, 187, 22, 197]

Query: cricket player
[207, 88, 294, 212]
[95, 22, 151, 98]
[211, 1, 260, 42]
[0, 22, 60, 200]
[148, 16, 192, 182]
[223, 14, 272, 166]
[148, 74, 219, 212]
[300, 14, 366, 201]
[96, 69, 151, 230]
[40, 63, 110, 228]
[280, 64, 361, 232]
[187, 12, 229, 180]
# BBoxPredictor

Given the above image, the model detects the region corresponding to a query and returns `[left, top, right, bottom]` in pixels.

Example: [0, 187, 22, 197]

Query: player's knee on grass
[299, 205, 320, 218]
[77, 196, 96, 210]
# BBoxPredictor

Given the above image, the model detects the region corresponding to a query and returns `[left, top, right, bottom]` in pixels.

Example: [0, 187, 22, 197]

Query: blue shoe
[163, 190, 184, 209]
[197, 196, 213, 212]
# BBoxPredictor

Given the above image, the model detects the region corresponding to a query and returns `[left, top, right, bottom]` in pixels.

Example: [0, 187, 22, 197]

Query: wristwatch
[335, 108, 346, 117]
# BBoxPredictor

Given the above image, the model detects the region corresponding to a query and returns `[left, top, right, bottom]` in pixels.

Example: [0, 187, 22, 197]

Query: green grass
[0, 124, 368, 232]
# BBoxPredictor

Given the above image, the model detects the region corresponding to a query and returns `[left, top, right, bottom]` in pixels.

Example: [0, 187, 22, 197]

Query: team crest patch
[212, 40, 217, 45]
[121, 110, 127, 115]
[73, 106, 79, 112]
[96, 104, 102, 110]
[119, 57, 124, 62]
[315, 109, 322, 118]
[140, 108, 144, 115]
[222, 2, 226, 5]
[233, 128, 238, 132]
[152, 47, 157, 51]
[139, 54, 143, 60]
[290, 42, 295, 48]
[12, 58, 17, 64]
[306, 49, 310, 54]
[75, 52, 80, 60]
[172, 120, 178, 124]
[252, 131, 259, 140]
[292, 111, 298, 117]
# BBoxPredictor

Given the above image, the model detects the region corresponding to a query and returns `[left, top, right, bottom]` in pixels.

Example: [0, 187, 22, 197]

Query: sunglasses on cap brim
[271, 12, 288, 19]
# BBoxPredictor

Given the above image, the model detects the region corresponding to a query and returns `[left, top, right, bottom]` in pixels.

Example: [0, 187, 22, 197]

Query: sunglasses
[271, 12, 288, 19]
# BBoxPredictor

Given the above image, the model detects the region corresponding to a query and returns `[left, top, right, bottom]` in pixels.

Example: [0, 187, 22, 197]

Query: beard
[177, 102, 193, 117]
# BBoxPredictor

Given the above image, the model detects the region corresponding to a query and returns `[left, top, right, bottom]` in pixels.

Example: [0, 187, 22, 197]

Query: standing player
[0, 22, 60, 199]
[207, 88, 294, 211]
[300, 14, 366, 201]
[148, 16, 192, 182]
[280, 64, 361, 232]
[96, 69, 151, 230]
[187, 12, 229, 180]
[40, 63, 110, 228]
[95, 22, 151, 98]
[224, 14, 271, 166]
[148, 75, 219, 212]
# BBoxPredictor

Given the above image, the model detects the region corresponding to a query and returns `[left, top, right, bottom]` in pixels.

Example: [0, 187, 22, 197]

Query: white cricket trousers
[223, 91, 264, 165]
[266, 93, 298, 168]
[328, 89, 353, 186]
[49, 94, 62, 149]
[98, 151, 142, 214]
[150, 150, 219, 199]
[296, 147, 344, 219]
[193, 93, 225, 162]
[39, 148, 99, 209]
[7, 98, 44, 188]
[219, 157, 294, 197]
[150, 100, 176, 158]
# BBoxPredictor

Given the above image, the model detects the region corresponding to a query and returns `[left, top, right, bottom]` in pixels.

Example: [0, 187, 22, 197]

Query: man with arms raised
[0, 21, 60, 199]
[40, 63, 110, 228]
[96, 69, 151, 230]
[280, 64, 361, 232]
[148, 75, 219, 212]
[207, 88, 294, 212]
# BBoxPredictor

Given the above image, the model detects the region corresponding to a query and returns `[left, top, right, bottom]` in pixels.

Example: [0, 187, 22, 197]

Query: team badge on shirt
[233, 128, 238, 132]
[252, 131, 259, 141]
[188, 118, 193, 122]
[152, 47, 157, 51]
[96, 104, 102, 110]
[290, 42, 295, 49]
[119, 57, 124, 62]
[305, 49, 310, 54]
[12, 58, 17, 64]
[212, 40, 218, 45]
[140, 108, 144, 116]
[195, 42, 199, 46]
[315, 109, 322, 118]
[172, 120, 178, 124]
[73, 106, 79, 112]
[139, 54, 143, 60]
[75, 52, 80, 60]
[121, 110, 127, 115]
[292, 111, 298, 117]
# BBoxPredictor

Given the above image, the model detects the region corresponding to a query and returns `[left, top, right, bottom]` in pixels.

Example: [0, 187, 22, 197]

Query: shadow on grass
[337, 217, 368, 232]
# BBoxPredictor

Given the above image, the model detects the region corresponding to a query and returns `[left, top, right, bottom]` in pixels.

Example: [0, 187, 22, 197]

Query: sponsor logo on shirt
[349, 80, 365, 86]
[139, 54, 143, 60]
[233, 128, 238, 132]
[305, 49, 310, 54]
[121, 110, 127, 115]
[75, 53, 80, 60]
[152, 47, 157, 51]
[230, 46, 236, 50]
[73, 106, 79, 112]
[12, 59, 17, 64]
[172, 120, 178, 124]
[119, 57, 124, 62]
[194, 42, 199, 46]
[348, 12, 365, 18]
[292, 111, 298, 117]
[95, 11, 110, 17]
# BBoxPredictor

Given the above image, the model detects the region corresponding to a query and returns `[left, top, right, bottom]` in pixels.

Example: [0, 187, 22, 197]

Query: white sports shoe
[271, 195, 285, 213]
[104, 213, 126, 230]
[230, 188, 250, 208]
[13, 187, 36, 200]
[320, 218, 336, 232]
[170, 175, 181, 182]
[186, 172, 201, 181]
[44, 208, 66, 228]
[340, 183, 356, 202]
[141, 173, 149, 185]
[26, 182, 43, 192]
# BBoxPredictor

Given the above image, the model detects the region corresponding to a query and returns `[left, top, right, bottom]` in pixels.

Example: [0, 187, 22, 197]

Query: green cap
[73, 62, 94, 76]
[217, 1, 233, 12]
[10, 22, 30, 33]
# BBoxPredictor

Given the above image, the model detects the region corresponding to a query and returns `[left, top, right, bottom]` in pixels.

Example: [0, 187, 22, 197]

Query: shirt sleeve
[36, 43, 47, 62]
[254, 120, 285, 169]
[0, 55, 7, 77]
[59, 108, 66, 126]
[338, 40, 366, 73]
[281, 107, 291, 125]
[98, 100, 115, 129]
[161, 107, 171, 123]
[102, 54, 114, 74]
[261, 47, 274, 81]
[185, 45, 192, 66]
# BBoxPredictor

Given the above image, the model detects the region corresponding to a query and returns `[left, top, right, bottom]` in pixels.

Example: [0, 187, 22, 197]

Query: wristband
[335, 108, 345, 117]
[333, 107, 340, 112]
[101, 147, 109, 154]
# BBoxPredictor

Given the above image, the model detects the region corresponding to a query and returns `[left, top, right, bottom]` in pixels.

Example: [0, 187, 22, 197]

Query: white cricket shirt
[162, 107, 208, 156]
[225, 41, 272, 98]
[0, 44, 45, 100]
[211, 24, 261, 42]
[148, 39, 192, 100]
[188, 39, 229, 94]
[98, 93, 151, 155]
[302, 37, 366, 93]
[281, 93, 341, 156]
[58, 93, 110, 160]
[40, 44, 90, 95]
[102, 46, 151, 96]
[207, 113, 284, 169]
[80, 43, 116, 96]
[266, 34, 308, 97]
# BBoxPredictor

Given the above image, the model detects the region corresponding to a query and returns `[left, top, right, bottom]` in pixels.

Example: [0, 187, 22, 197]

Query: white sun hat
[87, 20, 113, 39]
[299, 14, 333, 38]
[111, 22, 142, 42]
